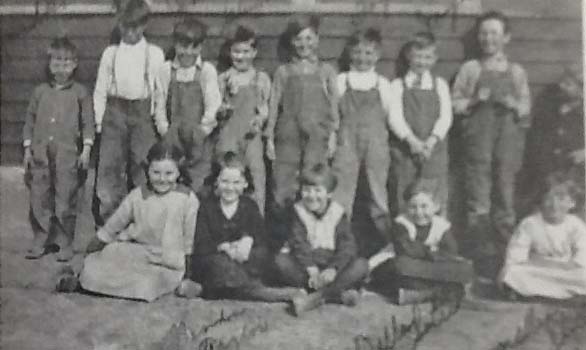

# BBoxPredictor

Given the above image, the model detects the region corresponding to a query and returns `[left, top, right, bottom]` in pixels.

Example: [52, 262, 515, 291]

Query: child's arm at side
[253, 71, 272, 132]
[96, 189, 136, 244]
[451, 60, 480, 116]
[329, 214, 357, 271]
[425, 77, 453, 153]
[200, 62, 221, 136]
[503, 219, 532, 265]
[507, 63, 531, 125]
[571, 217, 586, 268]
[288, 211, 318, 274]
[265, 66, 287, 159]
[78, 85, 95, 169]
[153, 63, 171, 136]
[323, 64, 340, 157]
[22, 86, 43, 168]
[386, 78, 424, 154]
[93, 47, 115, 133]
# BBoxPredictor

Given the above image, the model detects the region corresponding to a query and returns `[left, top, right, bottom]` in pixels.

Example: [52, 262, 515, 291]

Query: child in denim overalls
[452, 11, 531, 257]
[155, 19, 221, 194]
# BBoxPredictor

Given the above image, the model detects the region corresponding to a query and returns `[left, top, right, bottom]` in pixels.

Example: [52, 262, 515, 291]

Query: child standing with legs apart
[370, 180, 474, 305]
[265, 15, 339, 211]
[388, 32, 453, 217]
[94, 0, 165, 224]
[192, 152, 301, 302]
[216, 25, 270, 214]
[155, 19, 221, 194]
[23, 37, 94, 261]
[57, 141, 201, 301]
[452, 11, 531, 257]
[274, 164, 369, 316]
[499, 172, 586, 300]
[332, 28, 393, 250]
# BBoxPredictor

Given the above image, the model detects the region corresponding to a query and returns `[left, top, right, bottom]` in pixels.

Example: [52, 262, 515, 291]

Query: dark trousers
[274, 253, 368, 299]
[28, 141, 80, 247]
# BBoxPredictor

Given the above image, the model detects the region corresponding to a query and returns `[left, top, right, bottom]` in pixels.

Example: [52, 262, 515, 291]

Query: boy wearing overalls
[452, 11, 531, 257]
[23, 38, 94, 261]
[332, 28, 394, 254]
[265, 15, 339, 212]
[155, 19, 221, 194]
[216, 25, 271, 214]
[93, 0, 165, 223]
[388, 32, 453, 217]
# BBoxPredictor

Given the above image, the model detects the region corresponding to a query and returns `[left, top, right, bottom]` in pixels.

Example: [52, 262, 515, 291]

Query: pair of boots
[291, 289, 361, 316]
[26, 233, 74, 262]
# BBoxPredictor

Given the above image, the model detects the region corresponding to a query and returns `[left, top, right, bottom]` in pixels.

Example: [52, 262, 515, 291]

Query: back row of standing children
[24, 0, 586, 310]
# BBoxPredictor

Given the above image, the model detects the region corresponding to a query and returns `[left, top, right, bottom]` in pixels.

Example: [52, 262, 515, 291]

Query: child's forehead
[301, 182, 328, 191]
[149, 158, 178, 169]
[479, 18, 507, 33]
[351, 40, 380, 51]
[409, 45, 436, 56]
[49, 48, 77, 60]
[408, 191, 435, 204]
[219, 166, 245, 179]
[231, 39, 255, 50]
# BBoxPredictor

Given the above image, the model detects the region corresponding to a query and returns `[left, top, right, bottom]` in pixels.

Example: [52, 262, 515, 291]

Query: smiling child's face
[478, 18, 510, 57]
[230, 40, 257, 72]
[148, 159, 179, 195]
[405, 192, 438, 226]
[300, 183, 331, 214]
[216, 167, 248, 204]
[292, 27, 319, 60]
[408, 46, 437, 75]
[350, 41, 380, 72]
[175, 42, 202, 68]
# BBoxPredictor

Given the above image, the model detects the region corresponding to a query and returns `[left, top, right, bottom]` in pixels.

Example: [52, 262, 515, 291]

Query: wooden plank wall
[0, 10, 582, 164]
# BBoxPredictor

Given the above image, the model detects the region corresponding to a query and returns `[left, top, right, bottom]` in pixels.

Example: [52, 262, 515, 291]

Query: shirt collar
[293, 54, 319, 65]
[50, 80, 75, 90]
[404, 70, 433, 89]
[119, 37, 147, 50]
[140, 183, 190, 199]
[171, 55, 203, 70]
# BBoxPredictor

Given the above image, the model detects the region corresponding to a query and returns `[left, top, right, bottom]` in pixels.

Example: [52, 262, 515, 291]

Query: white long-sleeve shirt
[93, 38, 165, 129]
[154, 56, 221, 135]
[388, 70, 453, 141]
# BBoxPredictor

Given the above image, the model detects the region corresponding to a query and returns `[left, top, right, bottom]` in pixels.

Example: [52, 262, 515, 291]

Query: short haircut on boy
[347, 27, 382, 48]
[403, 178, 439, 202]
[299, 163, 338, 193]
[118, 0, 150, 27]
[173, 18, 208, 47]
[47, 36, 78, 59]
[476, 10, 509, 33]
[410, 31, 436, 50]
[286, 14, 321, 38]
[230, 25, 257, 49]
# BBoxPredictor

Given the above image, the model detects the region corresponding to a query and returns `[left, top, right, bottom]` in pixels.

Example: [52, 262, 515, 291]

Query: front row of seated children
[57, 141, 480, 314]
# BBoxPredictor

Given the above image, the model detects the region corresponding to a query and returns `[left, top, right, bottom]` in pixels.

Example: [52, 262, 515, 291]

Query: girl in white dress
[57, 141, 201, 302]
[499, 172, 586, 299]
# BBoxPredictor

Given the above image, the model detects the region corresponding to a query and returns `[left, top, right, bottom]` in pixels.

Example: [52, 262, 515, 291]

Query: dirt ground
[1, 166, 584, 350]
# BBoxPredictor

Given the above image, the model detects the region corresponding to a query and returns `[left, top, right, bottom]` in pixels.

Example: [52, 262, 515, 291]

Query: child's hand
[217, 242, 231, 254]
[502, 95, 518, 112]
[422, 136, 439, 160]
[477, 87, 491, 102]
[156, 122, 168, 137]
[23, 147, 32, 170]
[250, 115, 264, 135]
[327, 132, 337, 159]
[232, 236, 254, 263]
[86, 236, 106, 254]
[78, 145, 91, 170]
[406, 136, 425, 157]
[307, 266, 321, 290]
[319, 268, 337, 286]
[266, 138, 276, 161]
[569, 149, 585, 165]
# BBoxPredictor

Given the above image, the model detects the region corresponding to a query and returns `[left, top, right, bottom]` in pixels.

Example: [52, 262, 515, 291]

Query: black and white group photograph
[0, 0, 584, 349]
